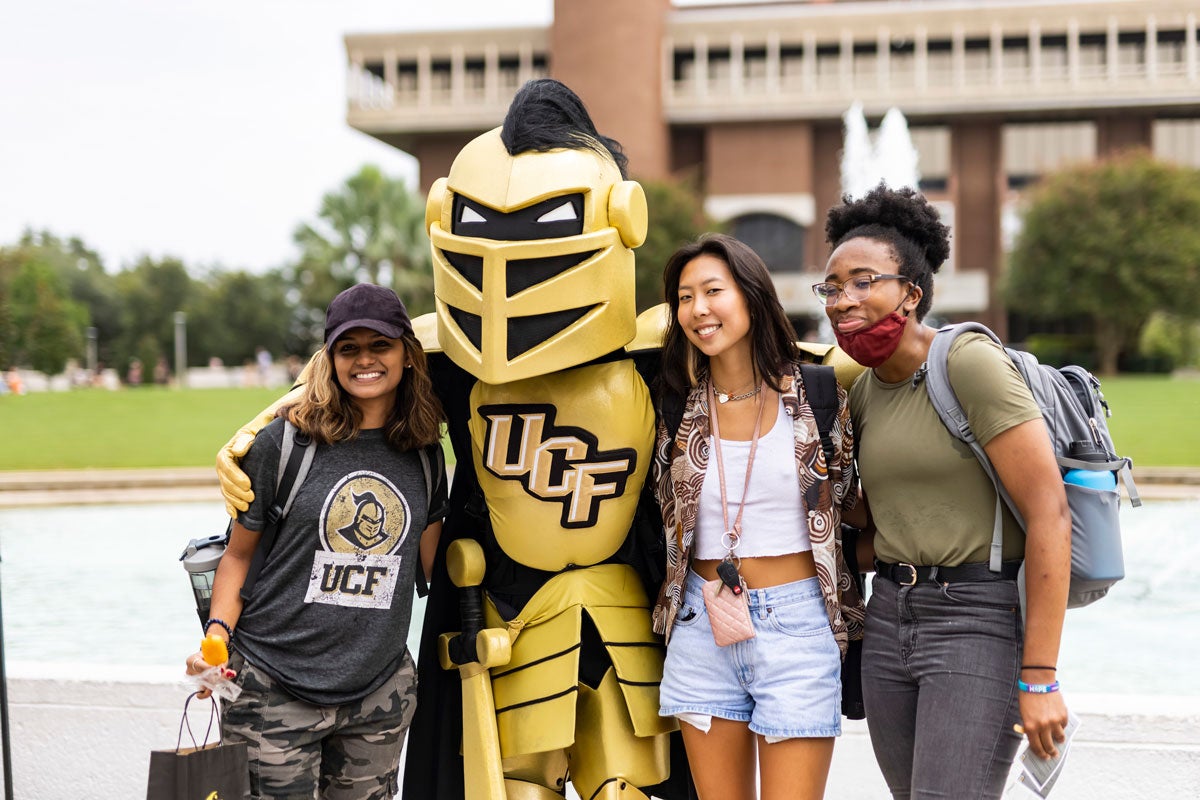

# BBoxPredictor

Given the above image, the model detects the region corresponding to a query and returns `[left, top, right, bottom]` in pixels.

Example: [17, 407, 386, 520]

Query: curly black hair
[500, 78, 629, 178]
[824, 184, 950, 320]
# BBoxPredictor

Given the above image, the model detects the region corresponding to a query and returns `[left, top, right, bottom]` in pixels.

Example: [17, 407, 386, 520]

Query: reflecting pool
[0, 499, 1196, 695]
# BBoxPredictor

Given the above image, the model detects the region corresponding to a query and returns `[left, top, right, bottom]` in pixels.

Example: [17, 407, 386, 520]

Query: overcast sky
[0, 0, 554, 273]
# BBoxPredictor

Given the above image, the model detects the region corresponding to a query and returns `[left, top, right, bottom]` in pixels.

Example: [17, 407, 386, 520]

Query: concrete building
[343, 0, 1200, 336]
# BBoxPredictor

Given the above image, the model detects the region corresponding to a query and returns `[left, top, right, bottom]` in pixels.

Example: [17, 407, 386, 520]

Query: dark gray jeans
[862, 574, 1024, 799]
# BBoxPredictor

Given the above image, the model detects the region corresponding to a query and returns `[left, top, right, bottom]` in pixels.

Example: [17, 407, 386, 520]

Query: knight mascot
[402, 80, 685, 799]
[217, 80, 692, 799]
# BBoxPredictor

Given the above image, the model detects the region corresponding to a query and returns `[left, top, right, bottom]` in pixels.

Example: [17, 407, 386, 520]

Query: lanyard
[707, 380, 767, 563]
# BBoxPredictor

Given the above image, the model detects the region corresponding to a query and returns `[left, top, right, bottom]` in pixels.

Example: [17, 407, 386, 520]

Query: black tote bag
[146, 692, 250, 800]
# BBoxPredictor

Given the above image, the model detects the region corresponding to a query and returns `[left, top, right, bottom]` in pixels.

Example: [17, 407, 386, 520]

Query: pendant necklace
[715, 383, 762, 404]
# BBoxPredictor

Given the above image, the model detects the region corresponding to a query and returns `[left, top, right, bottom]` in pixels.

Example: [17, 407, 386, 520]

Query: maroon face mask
[835, 311, 908, 368]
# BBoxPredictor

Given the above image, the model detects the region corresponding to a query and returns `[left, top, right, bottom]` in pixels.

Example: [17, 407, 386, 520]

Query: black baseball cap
[324, 284, 413, 350]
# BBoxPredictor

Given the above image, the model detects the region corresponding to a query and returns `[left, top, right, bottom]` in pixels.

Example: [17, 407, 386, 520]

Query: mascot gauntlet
[215, 352, 317, 516]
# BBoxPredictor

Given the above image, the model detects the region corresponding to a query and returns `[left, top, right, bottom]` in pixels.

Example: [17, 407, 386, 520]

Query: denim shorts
[659, 570, 842, 739]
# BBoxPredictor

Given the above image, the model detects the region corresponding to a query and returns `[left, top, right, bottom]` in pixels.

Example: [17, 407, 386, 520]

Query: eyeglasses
[811, 274, 909, 306]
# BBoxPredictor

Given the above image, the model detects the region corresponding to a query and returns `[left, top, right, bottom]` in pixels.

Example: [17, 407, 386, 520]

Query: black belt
[874, 559, 1021, 586]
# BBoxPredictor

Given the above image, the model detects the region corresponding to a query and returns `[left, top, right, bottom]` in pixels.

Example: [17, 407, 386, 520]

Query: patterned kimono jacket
[651, 360, 866, 652]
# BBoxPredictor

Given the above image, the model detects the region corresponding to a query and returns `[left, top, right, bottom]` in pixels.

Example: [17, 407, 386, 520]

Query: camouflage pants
[222, 650, 417, 800]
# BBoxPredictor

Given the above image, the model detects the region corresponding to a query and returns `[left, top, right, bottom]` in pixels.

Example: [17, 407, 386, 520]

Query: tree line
[4, 152, 1197, 381]
[0, 164, 433, 379]
[1006, 150, 1200, 375]
[0, 165, 713, 381]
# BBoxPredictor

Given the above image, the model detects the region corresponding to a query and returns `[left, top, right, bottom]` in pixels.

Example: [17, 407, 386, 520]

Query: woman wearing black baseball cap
[186, 283, 447, 799]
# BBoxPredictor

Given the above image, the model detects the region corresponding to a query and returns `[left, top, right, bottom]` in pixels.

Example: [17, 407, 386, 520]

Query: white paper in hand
[1005, 711, 1081, 798]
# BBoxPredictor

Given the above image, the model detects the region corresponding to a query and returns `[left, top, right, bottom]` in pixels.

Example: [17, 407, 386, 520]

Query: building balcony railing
[344, 26, 547, 135]
[344, 2, 1200, 136]
[346, 69, 546, 134]
[665, 62, 1199, 122]
[663, 1, 1199, 121]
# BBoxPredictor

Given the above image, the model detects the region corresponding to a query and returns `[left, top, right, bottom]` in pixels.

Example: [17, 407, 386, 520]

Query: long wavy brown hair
[281, 333, 445, 451]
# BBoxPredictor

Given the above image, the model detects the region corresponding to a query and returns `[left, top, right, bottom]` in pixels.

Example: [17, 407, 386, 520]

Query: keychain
[716, 557, 743, 596]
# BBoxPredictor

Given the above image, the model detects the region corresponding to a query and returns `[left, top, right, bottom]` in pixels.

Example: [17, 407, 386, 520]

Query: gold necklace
[714, 382, 762, 404]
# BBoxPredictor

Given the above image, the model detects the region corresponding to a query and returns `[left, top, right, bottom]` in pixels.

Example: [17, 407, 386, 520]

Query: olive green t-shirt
[850, 332, 1043, 566]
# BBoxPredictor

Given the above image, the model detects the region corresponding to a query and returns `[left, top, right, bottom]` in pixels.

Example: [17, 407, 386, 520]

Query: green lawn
[0, 375, 1195, 470]
[1096, 375, 1200, 467]
[0, 387, 285, 470]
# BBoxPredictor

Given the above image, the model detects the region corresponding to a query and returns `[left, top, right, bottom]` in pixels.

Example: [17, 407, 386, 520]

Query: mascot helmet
[426, 80, 648, 384]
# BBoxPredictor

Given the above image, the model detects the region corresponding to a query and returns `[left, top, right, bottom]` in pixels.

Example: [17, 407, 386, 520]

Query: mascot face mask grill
[427, 128, 647, 384]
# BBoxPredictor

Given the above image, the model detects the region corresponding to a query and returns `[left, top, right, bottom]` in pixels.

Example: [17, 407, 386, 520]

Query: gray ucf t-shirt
[234, 418, 445, 705]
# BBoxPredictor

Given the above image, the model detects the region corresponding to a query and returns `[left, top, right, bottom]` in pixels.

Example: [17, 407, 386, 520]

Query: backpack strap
[798, 363, 838, 470]
[413, 442, 446, 599]
[417, 442, 446, 520]
[661, 389, 685, 444]
[240, 421, 314, 602]
[274, 420, 316, 520]
[921, 322, 1012, 573]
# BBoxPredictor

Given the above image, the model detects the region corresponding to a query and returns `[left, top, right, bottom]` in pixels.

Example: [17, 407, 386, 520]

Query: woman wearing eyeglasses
[815, 185, 1071, 799]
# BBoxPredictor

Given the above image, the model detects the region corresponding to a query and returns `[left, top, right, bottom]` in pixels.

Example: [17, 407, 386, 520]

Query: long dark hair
[281, 332, 445, 451]
[658, 233, 799, 402]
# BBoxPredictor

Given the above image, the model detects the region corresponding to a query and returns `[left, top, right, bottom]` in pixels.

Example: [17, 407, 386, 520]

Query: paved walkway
[0, 465, 1197, 507]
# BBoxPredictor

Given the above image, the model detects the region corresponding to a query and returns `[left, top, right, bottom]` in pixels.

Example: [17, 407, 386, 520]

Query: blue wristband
[1017, 679, 1060, 694]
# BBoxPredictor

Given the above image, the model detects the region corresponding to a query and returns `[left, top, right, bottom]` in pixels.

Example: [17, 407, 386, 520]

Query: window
[730, 214, 806, 272]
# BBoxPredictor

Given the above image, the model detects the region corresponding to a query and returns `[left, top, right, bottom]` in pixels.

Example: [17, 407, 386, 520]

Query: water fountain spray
[818, 101, 923, 344]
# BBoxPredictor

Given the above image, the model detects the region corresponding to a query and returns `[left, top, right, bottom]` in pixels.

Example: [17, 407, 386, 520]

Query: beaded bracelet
[205, 617, 234, 641]
[1017, 679, 1060, 694]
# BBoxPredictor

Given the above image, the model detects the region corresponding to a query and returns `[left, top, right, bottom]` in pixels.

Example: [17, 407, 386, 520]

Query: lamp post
[85, 327, 97, 384]
[173, 311, 187, 389]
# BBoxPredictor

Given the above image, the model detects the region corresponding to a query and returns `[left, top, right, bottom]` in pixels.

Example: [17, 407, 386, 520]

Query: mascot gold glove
[215, 353, 317, 517]
[216, 402, 280, 516]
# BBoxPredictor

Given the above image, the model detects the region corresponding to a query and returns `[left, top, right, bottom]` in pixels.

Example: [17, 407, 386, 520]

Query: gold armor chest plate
[468, 359, 654, 572]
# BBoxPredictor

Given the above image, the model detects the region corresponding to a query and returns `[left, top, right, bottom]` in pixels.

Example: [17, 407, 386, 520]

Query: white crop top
[693, 395, 811, 560]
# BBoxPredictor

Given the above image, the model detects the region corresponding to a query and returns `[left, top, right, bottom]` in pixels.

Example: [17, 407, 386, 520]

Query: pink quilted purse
[702, 578, 755, 646]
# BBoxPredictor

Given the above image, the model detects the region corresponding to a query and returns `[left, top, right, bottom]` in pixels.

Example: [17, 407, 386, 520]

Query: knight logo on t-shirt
[304, 470, 411, 609]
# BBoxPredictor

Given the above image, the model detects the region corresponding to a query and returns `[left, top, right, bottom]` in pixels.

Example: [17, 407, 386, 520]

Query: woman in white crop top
[693, 394, 813, 560]
[651, 234, 867, 800]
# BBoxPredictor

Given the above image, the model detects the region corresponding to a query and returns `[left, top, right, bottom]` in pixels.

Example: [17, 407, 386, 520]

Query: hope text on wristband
[1017, 679, 1060, 694]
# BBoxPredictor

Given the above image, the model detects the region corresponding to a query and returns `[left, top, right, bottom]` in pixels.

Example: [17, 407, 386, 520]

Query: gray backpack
[920, 322, 1140, 608]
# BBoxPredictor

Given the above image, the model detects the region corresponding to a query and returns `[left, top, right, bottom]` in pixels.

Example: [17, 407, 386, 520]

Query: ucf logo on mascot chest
[412, 79, 681, 800]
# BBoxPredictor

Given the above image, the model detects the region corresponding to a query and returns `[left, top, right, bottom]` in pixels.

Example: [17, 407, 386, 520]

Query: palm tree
[292, 165, 433, 325]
